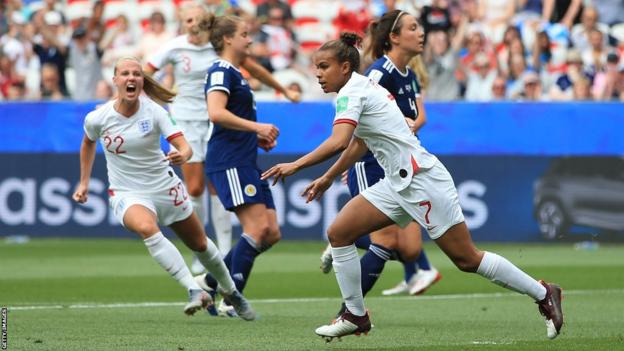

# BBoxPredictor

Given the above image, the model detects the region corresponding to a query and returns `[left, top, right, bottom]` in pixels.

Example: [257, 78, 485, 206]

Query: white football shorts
[170, 120, 213, 163]
[109, 182, 194, 227]
[360, 159, 465, 240]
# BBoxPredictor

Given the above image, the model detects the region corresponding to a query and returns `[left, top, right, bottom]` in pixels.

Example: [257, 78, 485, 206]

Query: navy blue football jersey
[204, 59, 258, 172]
[365, 55, 421, 119]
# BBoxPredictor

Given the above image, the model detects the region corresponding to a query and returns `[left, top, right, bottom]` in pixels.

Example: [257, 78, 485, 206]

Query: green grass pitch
[1, 239, 623, 350]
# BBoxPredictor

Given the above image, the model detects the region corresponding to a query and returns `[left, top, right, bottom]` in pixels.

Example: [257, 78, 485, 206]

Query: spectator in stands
[1, 11, 30, 82]
[491, 75, 507, 100]
[138, 11, 174, 60]
[507, 53, 528, 98]
[7, 80, 26, 100]
[256, 6, 296, 71]
[581, 28, 612, 73]
[517, 70, 545, 101]
[549, 49, 588, 100]
[571, 6, 609, 54]
[457, 30, 496, 95]
[39, 62, 66, 100]
[334, 0, 372, 37]
[0, 2, 8, 36]
[31, 9, 69, 96]
[543, 0, 583, 29]
[572, 76, 592, 100]
[592, 52, 621, 100]
[419, 0, 452, 36]
[101, 15, 137, 68]
[465, 53, 497, 101]
[256, 0, 293, 27]
[531, 30, 552, 73]
[0, 52, 21, 99]
[423, 25, 462, 100]
[592, 0, 624, 26]
[478, 0, 516, 44]
[496, 25, 522, 78]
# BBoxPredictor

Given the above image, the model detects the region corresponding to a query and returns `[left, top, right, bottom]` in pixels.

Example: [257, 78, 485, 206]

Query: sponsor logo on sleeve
[336, 96, 349, 113]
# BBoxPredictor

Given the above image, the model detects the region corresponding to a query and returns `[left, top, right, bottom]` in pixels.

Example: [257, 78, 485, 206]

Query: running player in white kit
[262, 33, 563, 341]
[144, 5, 300, 270]
[72, 57, 255, 320]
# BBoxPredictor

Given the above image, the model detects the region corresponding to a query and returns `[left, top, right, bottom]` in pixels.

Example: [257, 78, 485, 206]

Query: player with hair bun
[73, 57, 255, 320]
[320, 11, 441, 306]
[262, 33, 563, 341]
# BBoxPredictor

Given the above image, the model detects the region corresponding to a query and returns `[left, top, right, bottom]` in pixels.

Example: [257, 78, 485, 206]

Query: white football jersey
[147, 35, 218, 121]
[333, 72, 437, 191]
[83, 96, 183, 192]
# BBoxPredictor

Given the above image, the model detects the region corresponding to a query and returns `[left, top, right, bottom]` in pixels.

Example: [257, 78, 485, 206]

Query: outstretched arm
[242, 57, 301, 102]
[72, 135, 97, 203]
[261, 123, 355, 185]
[301, 136, 368, 203]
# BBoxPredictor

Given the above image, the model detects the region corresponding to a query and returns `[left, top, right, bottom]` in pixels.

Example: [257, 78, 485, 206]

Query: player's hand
[302, 176, 332, 203]
[405, 118, 417, 133]
[258, 135, 277, 152]
[283, 88, 301, 103]
[261, 162, 299, 185]
[165, 150, 187, 165]
[341, 170, 348, 185]
[256, 123, 279, 142]
[72, 183, 89, 203]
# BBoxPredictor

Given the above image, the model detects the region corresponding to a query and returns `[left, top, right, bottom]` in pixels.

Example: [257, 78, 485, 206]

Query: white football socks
[211, 194, 232, 255]
[144, 232, 200, 291]
[331, 244, 366, 316]
[477, 251, 547, 301]
[194, 238, 236, 294]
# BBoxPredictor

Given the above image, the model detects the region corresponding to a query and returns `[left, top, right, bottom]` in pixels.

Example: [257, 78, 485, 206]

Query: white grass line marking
[8, 288, 623, 312]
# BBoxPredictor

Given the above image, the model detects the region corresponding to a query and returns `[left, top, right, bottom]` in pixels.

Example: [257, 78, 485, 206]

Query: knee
[452, 254, 482, 273]
[187, 183, 204, 197]
[133, 222, 159, 238]
[327, 224, 348, 247]
[193, 237, 208, 252]
[399, 248, 420, 262]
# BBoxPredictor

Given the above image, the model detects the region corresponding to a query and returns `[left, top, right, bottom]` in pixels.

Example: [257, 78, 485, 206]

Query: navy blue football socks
[360, 243, 392, 296]
[354, 235, 372, 250]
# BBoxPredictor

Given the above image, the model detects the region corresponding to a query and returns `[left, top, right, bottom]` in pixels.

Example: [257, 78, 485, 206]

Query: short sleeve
[333, 92, 362, 127]
[146, 44, 172, 71]
[154, 105, 183, 142]
[83, 112, 99, 141]
[205, 66, 232, 96]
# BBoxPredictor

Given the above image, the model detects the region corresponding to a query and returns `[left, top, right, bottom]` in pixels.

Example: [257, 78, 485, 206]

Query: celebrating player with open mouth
[262, 33, 563, 342]
[73, 57, 255, 320]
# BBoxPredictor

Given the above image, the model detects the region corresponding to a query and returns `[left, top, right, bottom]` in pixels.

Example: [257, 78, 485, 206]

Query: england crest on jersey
[137, 119, 153, 134]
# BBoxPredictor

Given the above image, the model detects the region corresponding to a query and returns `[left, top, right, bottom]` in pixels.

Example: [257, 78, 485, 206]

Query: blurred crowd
[1, 0, 624, 102]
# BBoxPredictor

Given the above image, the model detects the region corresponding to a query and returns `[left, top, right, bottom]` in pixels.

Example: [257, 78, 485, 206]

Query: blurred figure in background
[571, 6, 609, 54]
[491, 75, 507, 100]
[517, 71, 545, 101]
[138, 11, 174, 61]
[478, 0, 515, 44]
[549, 49, 587, 101]
[572, 76, 592, 100]
[465, 53, 497, 101]
[423, 27, 463, 100]
[101, 15, 137, 68]
[39, 62, 66, 99]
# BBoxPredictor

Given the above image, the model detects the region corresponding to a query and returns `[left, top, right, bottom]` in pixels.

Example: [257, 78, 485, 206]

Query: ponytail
[368, 10, 405, 59]
[143, 74, 176, 104]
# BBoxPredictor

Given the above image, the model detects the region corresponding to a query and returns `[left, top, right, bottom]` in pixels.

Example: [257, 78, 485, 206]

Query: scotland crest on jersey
[137, 119, 153, 134]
